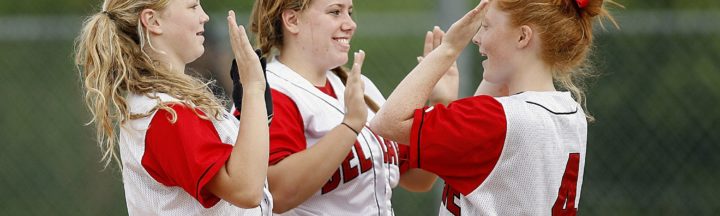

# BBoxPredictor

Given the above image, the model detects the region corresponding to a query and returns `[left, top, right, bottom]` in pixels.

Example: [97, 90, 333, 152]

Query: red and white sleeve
[267, 89, 307, 165]
[142, 104, 233, 208]
[408, 95, 507, 195]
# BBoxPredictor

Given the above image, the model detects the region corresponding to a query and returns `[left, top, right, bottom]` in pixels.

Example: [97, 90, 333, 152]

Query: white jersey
[118, 93, 273, 215]
[266, 58, 403, 216]
[408, 91, 587, 216]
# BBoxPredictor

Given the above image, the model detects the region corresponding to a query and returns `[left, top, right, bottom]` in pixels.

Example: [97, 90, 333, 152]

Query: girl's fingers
[423, 31, 433, 56]
[436, 29, 446, 46]
[348, 50, 366, 96]
[466, 0, 489, 25]
[432, 26, 443, 48]
[227, 10, 256, 58]
[350, 50, 366, 77]
[453, 1, 486, 29]
[228, 10, 237, 29]
[479, 0, 490, 12]
[227, 11, 242, 54]
[236, 25, 253, 54]
[442, 1, 489, 49]
[360, 78, 366, 92]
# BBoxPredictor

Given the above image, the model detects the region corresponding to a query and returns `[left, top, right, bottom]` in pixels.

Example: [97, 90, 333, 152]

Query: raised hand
[342, 50, 368, 132]
[420, 26, 459, 105]
[229, 50, 274, 123]
[227, 10, 265, 90]
[441, 0, 490, 52]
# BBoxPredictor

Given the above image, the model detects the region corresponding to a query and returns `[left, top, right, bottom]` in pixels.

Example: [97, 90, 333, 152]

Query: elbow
[270, 182, 304, 214]
[370, 118, 404, 143]
[369, 115, 390, 138]
[268, 186, 301, 213]
[226, 188, 265, 209]
[369, 120, 382, 137]
[271, 201, 293, 214]
[400, 170, 438, 192]
[266, 166, 305, 213]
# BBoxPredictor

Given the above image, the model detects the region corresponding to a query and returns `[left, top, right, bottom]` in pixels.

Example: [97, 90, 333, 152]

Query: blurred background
[1, 0, 719, 215]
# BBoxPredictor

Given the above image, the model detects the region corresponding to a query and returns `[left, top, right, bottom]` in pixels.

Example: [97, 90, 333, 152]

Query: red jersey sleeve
[268, 89, 307, 165]
[142, 104, 233, 208]
[397, 144, 410, 174]
[408, 95, 507, 195]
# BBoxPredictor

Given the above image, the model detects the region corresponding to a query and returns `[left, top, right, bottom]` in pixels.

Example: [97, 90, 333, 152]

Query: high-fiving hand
[227, 10, 266, 90]
[342, 51, 368, 132]
[420, 26, 460, 105]
[441, 0, 490, 53]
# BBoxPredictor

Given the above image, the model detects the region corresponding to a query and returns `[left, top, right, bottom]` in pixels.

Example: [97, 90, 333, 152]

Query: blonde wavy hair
[74, 0, 225, 169]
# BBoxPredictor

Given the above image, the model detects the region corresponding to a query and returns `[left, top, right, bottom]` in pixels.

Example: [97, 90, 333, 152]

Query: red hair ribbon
[576, 0, 589, 9]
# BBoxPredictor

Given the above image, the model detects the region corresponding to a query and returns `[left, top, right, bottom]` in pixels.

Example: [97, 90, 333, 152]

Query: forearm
[429, 75, 459, 106]
[371, 46, 460, 143]
[268, 125, 358, 213]
[399, 169, 438, 192]
[227, 87, 269, 198]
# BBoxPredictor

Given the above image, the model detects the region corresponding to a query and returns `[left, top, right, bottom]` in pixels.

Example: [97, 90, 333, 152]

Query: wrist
[242, 82, 267, 93]
[438, 44, 463, 58]
[340, 122, 360, 135]
[342, 118, 366, 132]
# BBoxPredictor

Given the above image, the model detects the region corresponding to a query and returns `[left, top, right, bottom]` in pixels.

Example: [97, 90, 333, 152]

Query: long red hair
[496, 0, 621, 121]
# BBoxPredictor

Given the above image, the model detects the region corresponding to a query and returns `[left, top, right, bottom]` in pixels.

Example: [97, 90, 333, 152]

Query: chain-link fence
[1, 1, 719, 215]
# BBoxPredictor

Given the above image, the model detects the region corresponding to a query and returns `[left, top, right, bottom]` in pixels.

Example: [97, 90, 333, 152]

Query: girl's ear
[140, 9, 162, 35]
[282, 9, 301, 35]
[517, 25, 533, 49]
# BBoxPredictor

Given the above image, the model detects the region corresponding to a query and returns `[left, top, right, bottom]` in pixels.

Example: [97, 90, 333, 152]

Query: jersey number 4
[552, 153, 580, 216]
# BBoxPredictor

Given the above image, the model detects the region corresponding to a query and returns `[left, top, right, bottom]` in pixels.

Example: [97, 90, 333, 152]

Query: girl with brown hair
[245, 0, 440, 215]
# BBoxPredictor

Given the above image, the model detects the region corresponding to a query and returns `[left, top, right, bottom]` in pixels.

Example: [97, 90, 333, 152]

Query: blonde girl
[75, 0, 273, 214]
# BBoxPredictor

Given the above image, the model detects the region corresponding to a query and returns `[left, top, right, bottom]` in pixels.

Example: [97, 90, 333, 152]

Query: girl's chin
[184, 49, 206, 64]
[328, 55, 349, 68]
[482, 71, 502, 83]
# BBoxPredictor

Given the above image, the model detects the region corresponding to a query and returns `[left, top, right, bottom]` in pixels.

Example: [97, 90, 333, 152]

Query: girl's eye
[330, 10, 341, 15]
[191, 4, 199, 9]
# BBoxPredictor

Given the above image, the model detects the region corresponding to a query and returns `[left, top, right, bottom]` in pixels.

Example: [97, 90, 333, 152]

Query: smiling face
[296, 0, 356, 70]
[156, 0, 209, 64]
[472, 0, 521, 84]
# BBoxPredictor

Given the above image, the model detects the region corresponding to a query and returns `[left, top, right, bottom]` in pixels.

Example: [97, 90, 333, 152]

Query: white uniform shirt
[409, 91, 587, 216]
[266, 59, 405, 216]
[118, 93, 273, 215]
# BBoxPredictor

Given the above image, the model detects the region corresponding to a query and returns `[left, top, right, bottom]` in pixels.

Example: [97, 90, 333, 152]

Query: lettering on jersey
[442, 184, 462, 216]
[372, 132, 399, 166]
[320, 131, 400, 194]
[321, 141, 373, 194]
[321, 167, 341, 194]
